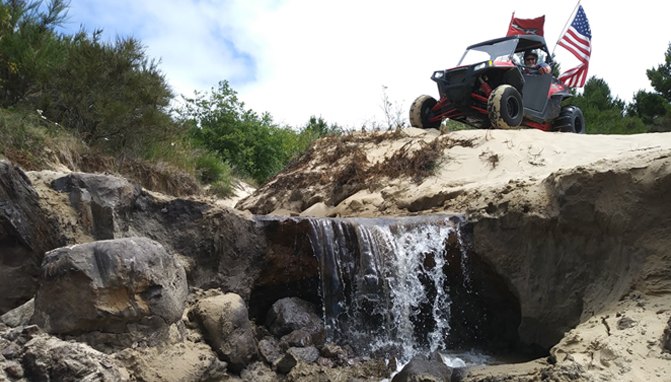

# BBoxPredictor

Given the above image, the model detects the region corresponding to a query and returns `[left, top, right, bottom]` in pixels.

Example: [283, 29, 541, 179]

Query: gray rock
[258, 337, 282, 364]
[31, 237, 188, 335]
[51, 172, 141, 240]
[190, 293, 258, 373]
[265, 297, 323, 337]
[0, 298, 34, 327]
[0, 324, 130, 381]
[392, 353, 458, 382]
[0, 161, 64, 315]
[663, 316, 671, 353]
[273, 346, 319, 374]
[287, 346, 320, 363]
[616, 316, 636, 330]
[280, 327, 325, 348]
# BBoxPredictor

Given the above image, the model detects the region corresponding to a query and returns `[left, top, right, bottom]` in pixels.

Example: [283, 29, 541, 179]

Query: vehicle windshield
[458, 39, 519, 66]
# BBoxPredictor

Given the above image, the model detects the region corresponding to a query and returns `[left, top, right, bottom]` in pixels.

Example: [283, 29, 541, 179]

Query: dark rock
[31, 237, 188, 335]
[190, 293, 258, 373]
[0, 161, 64, 314]
[4, 360, 23, 378]
[616, 316, 636, 330]
[50, 172, 141, 240]
[0, 324, 130, 381]
[265, 297, 322, 337]
[128, 195, 267, 301]
[392, 353, 456, 382]
[281, 327, 325, 348]
[274, 346, 321, 374]
[663, 316, 671, 353]
[273, 352, 297, 374]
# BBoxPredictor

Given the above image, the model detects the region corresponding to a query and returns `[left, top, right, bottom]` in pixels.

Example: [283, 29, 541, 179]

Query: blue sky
[57, 0, 670, 128]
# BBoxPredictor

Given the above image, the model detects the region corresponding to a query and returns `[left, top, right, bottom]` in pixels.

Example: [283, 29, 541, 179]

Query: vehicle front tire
[409, 95, 440, 129]
[487, 85, 523, 129]
[553, 106, 585, 133]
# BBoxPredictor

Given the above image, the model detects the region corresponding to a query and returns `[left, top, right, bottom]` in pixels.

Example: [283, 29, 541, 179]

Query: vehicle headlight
[433, 71, 444, 79]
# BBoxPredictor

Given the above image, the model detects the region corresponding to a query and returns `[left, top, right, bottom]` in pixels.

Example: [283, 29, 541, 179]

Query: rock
[663, 316, 671, 353]
[616, 316, 636, 330]
[281, 327, 325, 348]
[273, 346, 320, 375]
[127, 195, 267, 301]
[258, 337, 282, 364]
[0, 298, 34, 327]
[288, 346, 320, 363]
[50, 172, 141, 240]
[391, 353, 458, 382]
[265, 297, 323, 337]
[300, 202, 333, 217]
[0, 324, 130, 381]
[190, 292, 258, 373]
[31, 237, 188, 335]
[320, 343, 348, 365]
[0, 161, 64, 314]
[240, 361, 278, 382]
[113, 337, 224, 382]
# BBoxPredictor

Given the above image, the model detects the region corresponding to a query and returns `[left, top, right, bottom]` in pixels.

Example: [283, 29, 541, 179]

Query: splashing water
[308, 215, 470, 363]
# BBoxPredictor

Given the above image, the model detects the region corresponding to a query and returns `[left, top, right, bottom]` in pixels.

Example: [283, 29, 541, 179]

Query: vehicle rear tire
[409, 95, 440, 129]
[487, 85, 523, 129]
[553, 106, 585, 133]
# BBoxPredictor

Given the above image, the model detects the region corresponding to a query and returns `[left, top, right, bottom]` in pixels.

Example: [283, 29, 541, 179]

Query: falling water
[307, 214, 472, 362]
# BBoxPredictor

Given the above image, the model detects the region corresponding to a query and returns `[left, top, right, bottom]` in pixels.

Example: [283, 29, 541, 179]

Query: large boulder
[31, 237, 188, 335]
[50, 172, 141, 240]
[189, 292, 258, 373]
[0, 161, 64, 314]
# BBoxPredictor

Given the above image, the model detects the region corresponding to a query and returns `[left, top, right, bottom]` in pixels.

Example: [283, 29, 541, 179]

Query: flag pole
[552, 0, 581, 55]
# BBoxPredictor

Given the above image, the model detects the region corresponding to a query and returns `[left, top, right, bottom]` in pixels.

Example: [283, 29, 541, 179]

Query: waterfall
[307, 215, 471, 362]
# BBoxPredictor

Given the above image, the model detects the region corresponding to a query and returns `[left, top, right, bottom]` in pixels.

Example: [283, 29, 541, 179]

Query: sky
[57, 0, 670, 129]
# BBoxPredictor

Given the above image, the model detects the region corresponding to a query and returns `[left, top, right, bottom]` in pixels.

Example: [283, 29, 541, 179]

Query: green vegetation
[566, 78, 647, 134]
[0, 0, 669, 196]
[178, 81, 341, 185]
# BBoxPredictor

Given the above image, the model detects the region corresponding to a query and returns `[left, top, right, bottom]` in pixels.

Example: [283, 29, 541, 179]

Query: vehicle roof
[467, 35, 548, 52]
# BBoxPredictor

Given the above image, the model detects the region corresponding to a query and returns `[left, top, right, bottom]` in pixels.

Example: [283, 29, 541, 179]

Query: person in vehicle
[523, 50, 551, 74]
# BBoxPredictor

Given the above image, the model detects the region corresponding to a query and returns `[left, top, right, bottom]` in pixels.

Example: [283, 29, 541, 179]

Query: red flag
[557, 5, 592, 88]
[506, 13, 545, 36]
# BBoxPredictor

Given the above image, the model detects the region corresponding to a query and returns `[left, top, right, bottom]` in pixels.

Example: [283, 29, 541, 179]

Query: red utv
[409, 34, 584, 133]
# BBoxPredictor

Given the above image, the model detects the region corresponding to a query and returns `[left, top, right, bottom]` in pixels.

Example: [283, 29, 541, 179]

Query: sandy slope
[237, 127, 671, 381]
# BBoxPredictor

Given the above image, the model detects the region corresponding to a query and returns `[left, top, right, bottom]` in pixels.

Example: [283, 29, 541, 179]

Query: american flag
[558, 5, 592, 88]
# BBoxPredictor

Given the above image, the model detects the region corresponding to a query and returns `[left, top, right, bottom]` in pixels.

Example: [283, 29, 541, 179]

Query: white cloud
[61, 0, 671, 128]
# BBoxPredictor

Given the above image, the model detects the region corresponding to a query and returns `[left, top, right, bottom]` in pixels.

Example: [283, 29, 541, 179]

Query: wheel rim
[506, 97, 520, 119]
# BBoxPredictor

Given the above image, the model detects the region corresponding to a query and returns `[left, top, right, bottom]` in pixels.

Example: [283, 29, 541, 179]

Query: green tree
[627, 42, 671, 131]
[302, 115, 342, 139]
[0, 0, 68, 106]
[568, 77, 646, 134]
[647, 43, 671, 101]
[37, 30, 178, 155]
[180, 81, 306, 184]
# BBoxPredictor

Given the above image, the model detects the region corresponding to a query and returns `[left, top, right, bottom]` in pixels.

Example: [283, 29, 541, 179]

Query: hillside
[1, 127, 671, 381]
[237, 127, 671, 381]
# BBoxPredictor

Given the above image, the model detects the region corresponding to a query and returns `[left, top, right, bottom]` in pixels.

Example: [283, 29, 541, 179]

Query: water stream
[306, 214, 476, 363]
